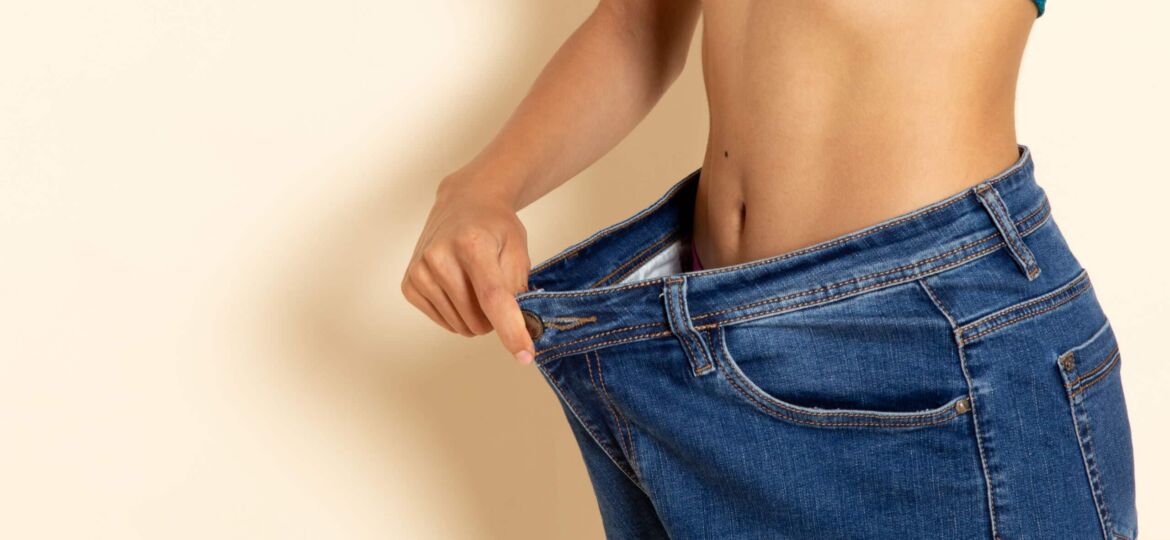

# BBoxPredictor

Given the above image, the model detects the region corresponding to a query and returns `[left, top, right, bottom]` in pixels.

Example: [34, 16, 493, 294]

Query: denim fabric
[515, 144, 1136, 539]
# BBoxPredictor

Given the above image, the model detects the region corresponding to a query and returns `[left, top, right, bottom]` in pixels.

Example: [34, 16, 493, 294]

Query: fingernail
[514, 350, 534, 364]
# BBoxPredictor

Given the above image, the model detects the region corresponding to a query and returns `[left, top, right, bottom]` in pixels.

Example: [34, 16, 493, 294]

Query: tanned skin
[402, 0, 1036, 364]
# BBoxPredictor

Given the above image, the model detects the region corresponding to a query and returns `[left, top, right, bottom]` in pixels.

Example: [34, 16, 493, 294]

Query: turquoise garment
[1034, 0, 1046, 17]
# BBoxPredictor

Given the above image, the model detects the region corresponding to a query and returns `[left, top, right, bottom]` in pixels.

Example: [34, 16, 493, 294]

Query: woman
[403, 1, 1137, 538]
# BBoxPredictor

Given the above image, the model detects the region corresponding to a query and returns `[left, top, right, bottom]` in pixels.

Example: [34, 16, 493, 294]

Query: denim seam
[975, 183, 1040, 279]
[1069, 354, 1120, 399]
[536, 330, 676, 365]
[918, 276, 1000, 537]
[593, 349, 640, 479]
[1063, 379, 1114, 539]
[1066, 347, 1120, 389]
[694, 239, 1007, 331]
[534, 232, 1037, 362]
[691, 231, 999, 323]
[1016, 196, 1050, 231]
[543, 315, 598, 331]
[918, 279, 958, 328]
[538, 361, 646, 493]
[953, 332, 1001, 539]
[712, 325, 968, 424]
[691, 202, 1050, 325]
[584, 352, 628, 460]
[539, 321, 669, 355]
[521, 277, 663, 300]
[531, 193, 1051, 362]
[957, 271, 1091, 344]
[706, 327, 964, 427]
[537, 237, 1007, 361]
[672, 279, 713, 375]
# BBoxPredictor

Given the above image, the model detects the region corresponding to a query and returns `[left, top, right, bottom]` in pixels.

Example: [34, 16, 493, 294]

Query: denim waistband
[516, 144, 1051, 363]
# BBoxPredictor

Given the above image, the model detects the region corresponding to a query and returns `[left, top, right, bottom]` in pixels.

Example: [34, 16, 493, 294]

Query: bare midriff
[692, 0, 1037, 269]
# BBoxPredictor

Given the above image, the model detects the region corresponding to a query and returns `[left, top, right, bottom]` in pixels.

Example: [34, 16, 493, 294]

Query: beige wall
[1, 1, 1166, 538]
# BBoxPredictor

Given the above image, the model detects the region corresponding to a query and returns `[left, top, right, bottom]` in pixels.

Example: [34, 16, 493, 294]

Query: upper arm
[595, 0, 702, 79]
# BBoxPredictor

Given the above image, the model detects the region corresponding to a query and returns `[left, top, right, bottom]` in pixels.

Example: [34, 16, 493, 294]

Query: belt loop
[662, 276, 715, 376]
[974, 182, 1041, 281]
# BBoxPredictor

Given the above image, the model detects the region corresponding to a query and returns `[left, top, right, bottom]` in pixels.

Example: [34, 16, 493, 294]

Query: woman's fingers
[456, 232, 535, 364]
[401, 279, 456, 333]
[408, 257, 475, 336]
[428, 251, 495, 335]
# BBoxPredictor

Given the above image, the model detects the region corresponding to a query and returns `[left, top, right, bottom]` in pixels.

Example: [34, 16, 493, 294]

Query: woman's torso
[693, 0, 1038, 268]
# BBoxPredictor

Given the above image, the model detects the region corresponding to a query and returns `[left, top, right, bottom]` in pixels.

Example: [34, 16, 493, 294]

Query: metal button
[1059, 352, 1076, 371]
[521, 309, 543, 341]
[955, 397, 972, 414]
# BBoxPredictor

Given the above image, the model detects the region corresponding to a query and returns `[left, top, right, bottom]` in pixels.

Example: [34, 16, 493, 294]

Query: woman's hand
[401, 177, 536, 364]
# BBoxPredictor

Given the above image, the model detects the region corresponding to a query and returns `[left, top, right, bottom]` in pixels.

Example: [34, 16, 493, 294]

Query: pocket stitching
[958, 270, 1092, 344]
[1058, 323, 1129, 539]
[1067, 346, 1121, 398]
[712, 325, 969, 428]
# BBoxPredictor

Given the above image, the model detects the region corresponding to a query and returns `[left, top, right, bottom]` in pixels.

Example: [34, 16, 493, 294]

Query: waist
[693, 134, 1022, 267]
[517, 144, 1050, 363]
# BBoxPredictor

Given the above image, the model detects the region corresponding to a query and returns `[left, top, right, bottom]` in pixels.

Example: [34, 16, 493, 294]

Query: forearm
[438, 1, 701, 210]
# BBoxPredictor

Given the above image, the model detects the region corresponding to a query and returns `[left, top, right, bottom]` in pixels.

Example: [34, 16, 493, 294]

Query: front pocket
[705, 281, 975, 429]
[1057, 320, 1138, 540]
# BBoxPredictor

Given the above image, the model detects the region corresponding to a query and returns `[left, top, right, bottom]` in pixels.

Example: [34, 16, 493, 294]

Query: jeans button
[521, 309, 543, 341]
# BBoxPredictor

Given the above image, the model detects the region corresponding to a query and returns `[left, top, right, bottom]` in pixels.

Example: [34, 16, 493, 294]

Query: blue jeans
[515, 144, 1137, 539]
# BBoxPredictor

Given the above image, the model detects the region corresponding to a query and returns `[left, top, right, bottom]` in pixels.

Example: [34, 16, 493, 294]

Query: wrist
[436, 169, 526, 211]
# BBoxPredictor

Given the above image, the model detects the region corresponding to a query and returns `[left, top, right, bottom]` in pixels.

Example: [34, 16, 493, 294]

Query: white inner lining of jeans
[615, 237, 686, 285]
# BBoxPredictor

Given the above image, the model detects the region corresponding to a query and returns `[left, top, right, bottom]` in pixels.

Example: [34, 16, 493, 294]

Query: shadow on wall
[267, 2, 706, 538]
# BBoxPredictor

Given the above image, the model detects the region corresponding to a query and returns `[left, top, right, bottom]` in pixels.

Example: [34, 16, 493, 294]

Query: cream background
[1, 1, 1165, 538]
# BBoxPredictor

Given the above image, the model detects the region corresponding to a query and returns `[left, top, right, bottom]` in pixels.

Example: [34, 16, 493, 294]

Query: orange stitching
[530, 177, 1050, 363]
[694, 240, 1007, 331]
[713, 326, 965, 422]
[675, 283, 701, 371]
[960, 270, 1088, 336]
[543, 315, 598, 331]
[583, 352, 625, 455]
[692, 231, 1001, 321]
[1070, 355, 1120, 398]
[1067, 346, 1120, 388]
[979, 185, 1039, 271]
[539, 320, 667, 355]
[963, 289, 1088, 344]
[520, 277, 664, 300]
[918, 279, 957, 327]
[673, 281, 710, 373]
[693, 198, 1048, 325]
[594, 350, 638, 477]
[535, 330, 676, 364]
[960, 274, 1091, 344]
[1017, 198, 1050, 233]
[541, 365, 640, 484]
[718, 350, 964, 428]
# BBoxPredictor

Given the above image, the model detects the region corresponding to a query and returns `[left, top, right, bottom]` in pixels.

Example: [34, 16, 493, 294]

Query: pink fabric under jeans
[690, 236, 703, 270]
